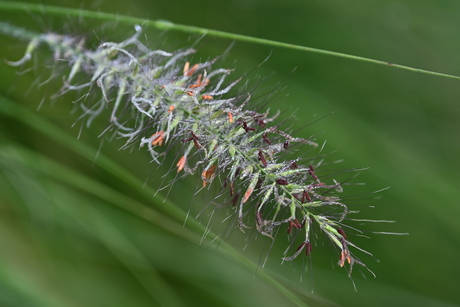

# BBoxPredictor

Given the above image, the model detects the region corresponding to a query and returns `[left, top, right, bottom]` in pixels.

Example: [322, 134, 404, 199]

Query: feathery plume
[3, 22, 389, 275]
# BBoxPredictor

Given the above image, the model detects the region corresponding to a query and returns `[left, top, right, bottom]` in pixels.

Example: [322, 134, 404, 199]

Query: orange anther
[188, 75, 210, 89]
[185, 63, 199, 77]
[189, 75, 202, 89]
[195, 74, 202, 85]
[176, 156, 186, 172]
[168, 105, 175, 113]
[201, 165, 217, 187]
[228, 112, 233, 123]
[183, 62, 190, 76]
[186, 91, 194, 96]
[243, 188, 253, 203]
[202, 95, 213, 100]
[151, 131, 165, 146]
[339, 250, 352, 267]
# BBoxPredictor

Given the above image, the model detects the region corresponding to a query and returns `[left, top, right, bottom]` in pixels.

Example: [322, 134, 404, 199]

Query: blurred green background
[1, 1, 459, 306]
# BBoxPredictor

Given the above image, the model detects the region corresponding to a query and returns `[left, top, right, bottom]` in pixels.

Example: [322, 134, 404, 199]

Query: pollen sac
[151, 131, 165, 146]
[201, 165, 217, 187]
[176, 156, 186, 172]
[276, 179, 289, 185]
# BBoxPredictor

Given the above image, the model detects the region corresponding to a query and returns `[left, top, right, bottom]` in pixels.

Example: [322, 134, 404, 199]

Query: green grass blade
[0, 95, 188, 226]
[0, 1, 459, 81]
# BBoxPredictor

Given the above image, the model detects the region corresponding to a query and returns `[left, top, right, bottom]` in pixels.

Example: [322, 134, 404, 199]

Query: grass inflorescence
[2, 21, 385, 276]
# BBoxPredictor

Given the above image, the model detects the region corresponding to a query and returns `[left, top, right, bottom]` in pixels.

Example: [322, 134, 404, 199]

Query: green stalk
[0, 1, 459, 80]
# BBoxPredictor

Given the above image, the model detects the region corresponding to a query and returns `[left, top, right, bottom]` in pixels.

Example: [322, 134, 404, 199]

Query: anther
[242, 121, 255, 133]
[258, 150, 267, 167]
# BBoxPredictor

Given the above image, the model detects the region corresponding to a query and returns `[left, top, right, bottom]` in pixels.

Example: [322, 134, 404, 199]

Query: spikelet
[5, 23, 379, 275]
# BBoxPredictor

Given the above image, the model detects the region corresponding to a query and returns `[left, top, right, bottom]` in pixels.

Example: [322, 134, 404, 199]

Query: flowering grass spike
[3, 22, 379, 276]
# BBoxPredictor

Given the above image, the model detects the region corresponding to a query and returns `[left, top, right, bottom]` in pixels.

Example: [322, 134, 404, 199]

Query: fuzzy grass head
[3, 21, 389, 277]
